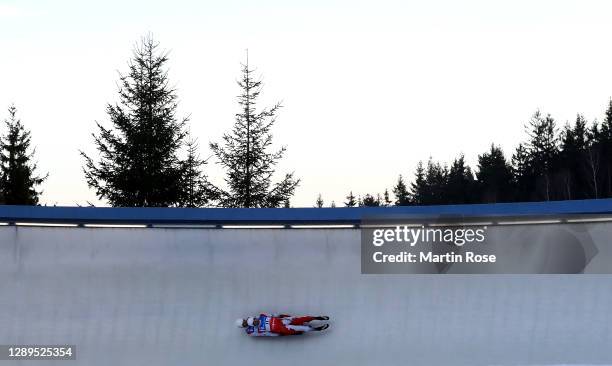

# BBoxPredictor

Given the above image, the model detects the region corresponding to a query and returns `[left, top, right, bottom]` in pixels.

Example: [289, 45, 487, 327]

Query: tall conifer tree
[345, 191, 357, 207]
[476, 144, 513, 203]
[392, 175, 410, 205]
[81, 36, 189, 207]
[210, 55, 299, 207]
[0, 105, 47, 205]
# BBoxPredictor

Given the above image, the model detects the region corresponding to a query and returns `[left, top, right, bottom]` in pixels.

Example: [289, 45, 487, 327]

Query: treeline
[324, 105, 612, 207]
[3, 35, 612, 208]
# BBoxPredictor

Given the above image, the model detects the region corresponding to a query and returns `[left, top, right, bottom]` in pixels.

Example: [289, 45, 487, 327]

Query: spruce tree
[81, 36, 189, 207]
[361, 193, 380, 207]
[511, 143, 532, 201]
[445, 154, 475, 204]
[599, 99, 612, 196]
[559, 115, 589, 199]
[383, 189, 392, 207]
[423, 159, 448, 205]
[600, 99, 612, 141]
[410, 161, 427, 205]
[315, 193, 324, 208]
[178, 133, 214, 207]
[525, 111, 559, 200]
[0, 105, 47, 205]
[586, 121, 602, 198]
[476, 144, 513, 203]
[345, 191, 357, 207]
[392, 175, 410, 205]
[210, 56, 299, 207]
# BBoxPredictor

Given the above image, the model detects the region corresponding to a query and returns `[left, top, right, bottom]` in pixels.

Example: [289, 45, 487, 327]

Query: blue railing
[0, 199, 611, 226]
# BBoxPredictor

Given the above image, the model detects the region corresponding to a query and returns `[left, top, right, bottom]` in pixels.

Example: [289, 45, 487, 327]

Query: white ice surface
[0, 226, 611, 365]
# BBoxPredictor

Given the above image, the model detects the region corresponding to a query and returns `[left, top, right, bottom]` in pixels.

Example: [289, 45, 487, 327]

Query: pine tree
[210, 55, 299, 207]
[178, 133, 214, 207]
[81, 36, 188, 207]
[345, 191, 357, 207]
[0, 105, 47, 205]
[476, 144, 513, 203]
[392, 175, 410, 205]
[315, 193, 324, 208]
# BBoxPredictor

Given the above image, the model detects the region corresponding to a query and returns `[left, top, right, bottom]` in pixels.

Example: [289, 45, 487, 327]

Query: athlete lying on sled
[235, 314, 329, 336]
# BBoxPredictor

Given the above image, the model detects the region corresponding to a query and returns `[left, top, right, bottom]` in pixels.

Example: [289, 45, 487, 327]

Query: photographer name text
[371, 225, 496, 264]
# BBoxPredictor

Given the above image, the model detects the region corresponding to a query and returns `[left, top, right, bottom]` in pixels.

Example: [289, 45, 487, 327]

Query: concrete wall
[0, 226, 611, 365]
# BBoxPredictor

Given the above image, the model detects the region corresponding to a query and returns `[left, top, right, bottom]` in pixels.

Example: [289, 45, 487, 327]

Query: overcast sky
[1, 0, 612, 207]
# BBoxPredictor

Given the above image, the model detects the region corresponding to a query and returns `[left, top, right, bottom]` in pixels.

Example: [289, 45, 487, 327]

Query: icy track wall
[1, 209, 612, 365]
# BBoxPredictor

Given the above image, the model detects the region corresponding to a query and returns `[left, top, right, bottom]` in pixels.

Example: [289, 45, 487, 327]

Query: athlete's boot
[314, 324, 329, 331]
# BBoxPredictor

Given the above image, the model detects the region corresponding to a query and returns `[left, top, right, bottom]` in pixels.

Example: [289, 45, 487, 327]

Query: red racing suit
[245, 314, 318, 336]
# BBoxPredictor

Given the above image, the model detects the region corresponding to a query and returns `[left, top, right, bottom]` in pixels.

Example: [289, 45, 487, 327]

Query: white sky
[2, 0, 612, 207]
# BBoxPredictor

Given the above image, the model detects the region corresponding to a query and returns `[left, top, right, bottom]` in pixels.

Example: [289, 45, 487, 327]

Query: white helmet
[235, 318, 246, 328]
[246, 317, 255, 326]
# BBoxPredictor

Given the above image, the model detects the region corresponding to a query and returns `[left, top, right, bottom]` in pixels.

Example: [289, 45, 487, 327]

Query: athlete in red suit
[236, 314, 329, 336]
